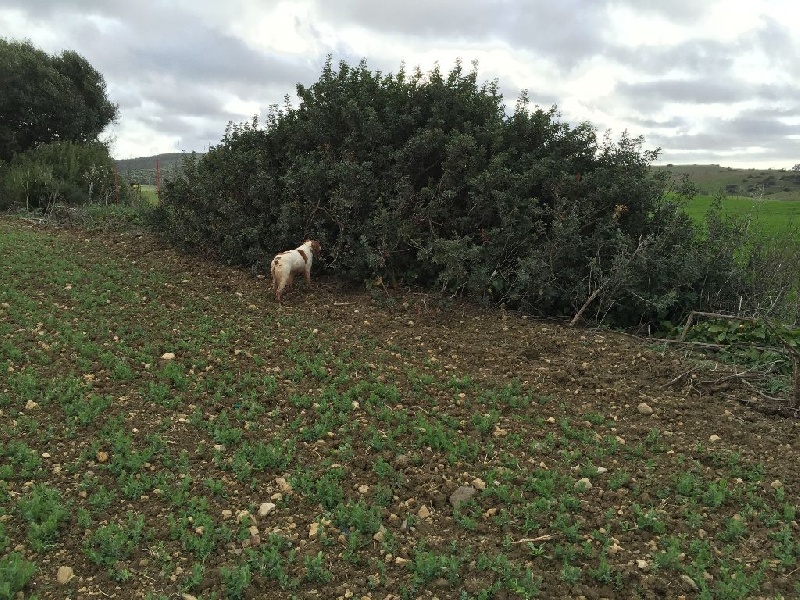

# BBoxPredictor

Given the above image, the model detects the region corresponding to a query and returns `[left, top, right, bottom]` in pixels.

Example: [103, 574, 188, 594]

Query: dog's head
[307, 240, 322, 256]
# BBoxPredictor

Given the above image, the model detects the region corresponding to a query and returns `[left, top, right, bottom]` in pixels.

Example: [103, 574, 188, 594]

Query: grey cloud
[607, 39, 737, 79]
[627, 115, 690, 129]
[616, 79, 746, 107]
[649, 111, 800, 155]
[716, 109, 800, 138]
[605, 0, 709, 23]
[313, 0, 610, 69]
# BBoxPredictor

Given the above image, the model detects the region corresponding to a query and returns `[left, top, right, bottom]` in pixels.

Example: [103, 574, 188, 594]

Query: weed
[220, 563, 252, 599]
[304, 551, 332, 583]
[246, 533, 297, 588]
[0, 552, 36, 599]
[18, 484, 69, 551]
[410, 544, 461, 585]
[718, 516, 748, 542]
[86, 512, 146, 569]
[560, 562, 582, 584]
[702, 479, 731, 508]
[334, 500, 382, 536]
[0, 440, 41, 480]
[675, 471, 701, 496]
[632, 504, 666, 534]
[655, 536, 684, 570]
[182, 562, 205, 592]
[204, 477, 227, 497]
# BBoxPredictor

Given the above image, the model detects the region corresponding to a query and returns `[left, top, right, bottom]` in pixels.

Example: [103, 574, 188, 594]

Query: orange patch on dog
[297, 249, 308, 263]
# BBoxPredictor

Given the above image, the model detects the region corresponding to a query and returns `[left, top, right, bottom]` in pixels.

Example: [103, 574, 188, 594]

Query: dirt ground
[2, 219, 799, 599]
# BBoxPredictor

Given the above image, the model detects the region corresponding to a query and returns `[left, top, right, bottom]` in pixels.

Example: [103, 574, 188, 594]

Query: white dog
[270, 240, 321, 303]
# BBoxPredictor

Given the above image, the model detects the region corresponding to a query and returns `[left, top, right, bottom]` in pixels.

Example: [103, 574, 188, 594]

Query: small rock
[607, 542, 623, 555]
[709, 435, 721, 442]
[596, 467, 608, 474]
[248, 525, 259, 536]
[637, 403, 653, 415]
[25, 399, 38, 410]
[636, 559, 649, 570]
[395, 556, 409, 566]
[472, 478, 486, 490]
[483, 507, 497, 518]
[575, 478, 592, 491]
[680, 574, 699, 591]
[417, 505, 431, 519]
[309, 522, 319, 538]
[56, 566, 74, 584]
[221, 510, 233, 518]
[373, 526, 386, 542]
[276, 477, 293, 493]
[182, 594, 198, 600]
[259, 502, 276, 517]
[95, 451, 109, 463]
[161, 352, 176, 360]
[358, 484, 369, 494]
[771, 479, 783, 490]
[449, 486, 477, 508]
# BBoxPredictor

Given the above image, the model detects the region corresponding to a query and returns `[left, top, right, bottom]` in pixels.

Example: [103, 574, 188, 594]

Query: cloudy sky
[1, 0, 798, 168]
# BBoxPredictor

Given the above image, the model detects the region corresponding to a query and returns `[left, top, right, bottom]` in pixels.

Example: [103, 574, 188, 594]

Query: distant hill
[653, 164, 800, 200]
[114, 152, 202, 185]
[113, 155, 800, 200]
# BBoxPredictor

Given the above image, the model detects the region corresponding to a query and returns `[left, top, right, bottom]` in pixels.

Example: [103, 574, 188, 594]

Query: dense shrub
[0, 141, 121, 211]
[152, 58, 799, 327]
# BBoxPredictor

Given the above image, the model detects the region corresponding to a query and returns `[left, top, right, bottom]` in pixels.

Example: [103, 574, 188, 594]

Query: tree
[0, 39, 118, 162]
[791, 163, 800, 172]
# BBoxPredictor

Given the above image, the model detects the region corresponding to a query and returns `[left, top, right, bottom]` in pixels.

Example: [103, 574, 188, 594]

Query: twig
[656, 338, 785, 354]
[510, 534, 556, 544]
[740, 379, 792, 404]
[661, 367, 698, 389]
[570, 234, 651, 326]
[696, 360, 784, 386]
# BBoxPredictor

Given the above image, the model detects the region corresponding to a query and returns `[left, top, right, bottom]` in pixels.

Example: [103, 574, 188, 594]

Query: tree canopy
[0, 38, 118, 162]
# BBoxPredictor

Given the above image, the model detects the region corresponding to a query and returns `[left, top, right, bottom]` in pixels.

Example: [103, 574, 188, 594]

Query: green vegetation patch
[0, 215, 798, 599]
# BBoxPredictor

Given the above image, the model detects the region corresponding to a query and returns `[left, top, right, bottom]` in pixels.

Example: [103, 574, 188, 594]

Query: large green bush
[0, 141, 120, 210]
[152, 58, 798, 326]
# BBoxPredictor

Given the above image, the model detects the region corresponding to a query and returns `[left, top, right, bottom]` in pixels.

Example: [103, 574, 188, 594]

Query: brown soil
[1, 218, 799, 600]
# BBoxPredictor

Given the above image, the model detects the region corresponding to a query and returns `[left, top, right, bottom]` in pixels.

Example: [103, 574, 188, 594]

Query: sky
[1, 0, 798, 168]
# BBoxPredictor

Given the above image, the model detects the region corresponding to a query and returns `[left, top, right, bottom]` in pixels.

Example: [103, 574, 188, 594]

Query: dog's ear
[312, 241, 321, 255]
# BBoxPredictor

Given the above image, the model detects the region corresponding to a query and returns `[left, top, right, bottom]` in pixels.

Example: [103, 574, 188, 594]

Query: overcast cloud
[1, 0, 798, 167]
